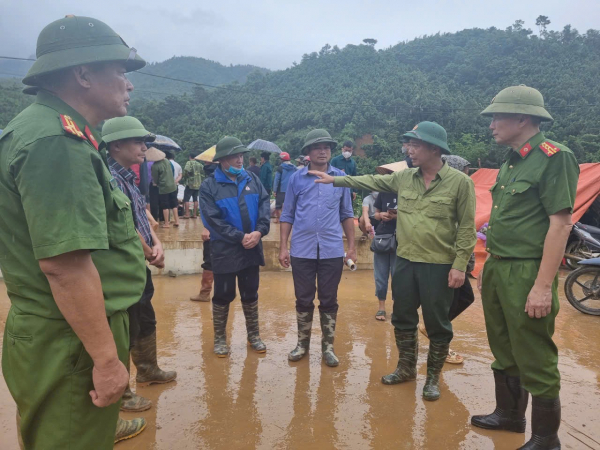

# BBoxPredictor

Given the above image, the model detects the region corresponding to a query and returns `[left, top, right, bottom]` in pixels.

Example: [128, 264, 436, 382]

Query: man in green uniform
[0, 16, 147, 449]
[181, 151, 205, 219]
[471, 86, 579, 450]
[151, 155, 179, 228]
[310, 122, 476, 401]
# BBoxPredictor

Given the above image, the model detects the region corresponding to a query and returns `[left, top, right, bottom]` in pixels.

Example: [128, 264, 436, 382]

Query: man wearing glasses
[279, 129, 356, 367]
[309, 122, 476, 400]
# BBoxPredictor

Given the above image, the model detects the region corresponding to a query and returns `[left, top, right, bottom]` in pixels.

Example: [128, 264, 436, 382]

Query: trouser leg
[390, 257, 420, 332]
[137, 268, 157, 339]
[316, 257, 343, 313]
[373, 252, 391, 300]
[2, 309, 129, 450]
[237, 265, 260, 304]
[416, 262, 454, 344]
[291, 256, 318, 312]
[213, 271, 238, 305]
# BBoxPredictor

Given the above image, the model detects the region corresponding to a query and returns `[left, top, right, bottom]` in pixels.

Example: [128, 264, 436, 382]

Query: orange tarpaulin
[470, 163, 600, 277]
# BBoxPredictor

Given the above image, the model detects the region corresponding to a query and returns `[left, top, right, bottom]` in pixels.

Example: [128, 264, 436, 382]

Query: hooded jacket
[273, 162, 296, 193]
[199, 167, 270, 274]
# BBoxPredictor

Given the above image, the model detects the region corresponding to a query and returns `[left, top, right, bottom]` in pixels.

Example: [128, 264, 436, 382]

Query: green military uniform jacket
[335, 163, 477, 271]
[183, 159, 205, 189]
[485, 132, 579, 258]
[0, 90, 146, 319]
[151, 158, 177, 194]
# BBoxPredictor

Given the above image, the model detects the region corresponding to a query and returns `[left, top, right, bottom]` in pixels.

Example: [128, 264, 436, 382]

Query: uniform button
[512, 189, 516, 193]
[486, 248, 490, 251]
[500, 186, 505, 189]
[488, 225, 491, 229]
[494, 205, 498, 209]
[509, 165, 514, 169]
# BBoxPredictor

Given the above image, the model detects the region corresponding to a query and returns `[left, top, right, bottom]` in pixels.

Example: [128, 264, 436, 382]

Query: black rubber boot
[518, 397, 561, 450]
[471, 370, 529, 433]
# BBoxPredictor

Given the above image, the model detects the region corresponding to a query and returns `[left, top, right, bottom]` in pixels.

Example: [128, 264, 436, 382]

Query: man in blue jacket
[199, 137, 271, 357]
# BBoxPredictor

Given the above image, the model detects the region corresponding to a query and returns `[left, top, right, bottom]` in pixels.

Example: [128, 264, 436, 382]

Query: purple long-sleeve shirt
[280, 164, 354, 259]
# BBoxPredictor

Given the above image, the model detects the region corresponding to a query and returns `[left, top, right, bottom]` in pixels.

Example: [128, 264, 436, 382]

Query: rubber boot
[320, 311, 339, 367]
[120, 358, 152, 412]
[242, 300, 267, 353]
[382, 329, 418, 385]
[288, 310, 313, 362]
[422, 340, 450, 401]
[114, 417, 146, 444]
[131, 331, 177, 387]
[213, 303, 230, 357]
[190, 270, 213, 302]
[471, 370, 529, 433]
[518, 397, 561, 450]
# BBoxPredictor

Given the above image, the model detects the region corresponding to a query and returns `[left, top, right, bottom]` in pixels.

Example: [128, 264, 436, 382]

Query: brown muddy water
[1, 271, 599, 449]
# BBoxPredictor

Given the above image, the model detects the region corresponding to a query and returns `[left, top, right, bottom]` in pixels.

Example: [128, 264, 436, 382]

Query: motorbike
[564, 256, 600, 316]
[564, 222, 600, 270]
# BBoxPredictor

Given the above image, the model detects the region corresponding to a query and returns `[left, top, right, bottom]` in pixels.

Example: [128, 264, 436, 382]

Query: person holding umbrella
[199, 137, 271, 357]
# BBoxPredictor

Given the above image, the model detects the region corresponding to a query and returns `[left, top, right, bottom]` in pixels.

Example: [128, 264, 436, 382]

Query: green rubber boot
[131, 331, 177, 387]
[114, 417, 146, 444]
[382, 329, 418, 385]
[242, 300, 267, 353]
[213, 303, 230, 357]
[423, 340, 450, 401]
[288, 311, 313, 362]
[120, 357, 152, 412]
[320, 311, 339, 367]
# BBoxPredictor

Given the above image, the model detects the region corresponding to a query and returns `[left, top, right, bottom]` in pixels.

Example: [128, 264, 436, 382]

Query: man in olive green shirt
[182, 152, 205, 219]
[311, 121, 476, 401]
[471, 86, 579, 450]
[151, 156, 179, 227]
[0, 16, 147, 449]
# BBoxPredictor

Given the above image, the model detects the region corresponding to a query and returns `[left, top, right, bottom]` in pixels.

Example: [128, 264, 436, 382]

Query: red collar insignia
[84, 126, 99, 150]
[539, 141, 561, 157]
[519, 143, 532, 158]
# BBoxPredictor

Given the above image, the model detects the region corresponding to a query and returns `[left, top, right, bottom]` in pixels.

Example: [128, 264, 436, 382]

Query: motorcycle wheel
[564, 266, 600, 316]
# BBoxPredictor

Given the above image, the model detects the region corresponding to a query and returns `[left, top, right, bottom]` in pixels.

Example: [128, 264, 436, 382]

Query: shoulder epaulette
[539, 141, 561, 157]
[60, 114, 87, 141]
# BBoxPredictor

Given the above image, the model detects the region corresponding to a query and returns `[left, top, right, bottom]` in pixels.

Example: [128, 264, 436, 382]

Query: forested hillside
[2, 21, 599, 172]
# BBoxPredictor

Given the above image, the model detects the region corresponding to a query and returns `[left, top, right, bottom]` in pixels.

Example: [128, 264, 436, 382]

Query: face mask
[225, 165, 243, 175]
[342, 151, 352, 159]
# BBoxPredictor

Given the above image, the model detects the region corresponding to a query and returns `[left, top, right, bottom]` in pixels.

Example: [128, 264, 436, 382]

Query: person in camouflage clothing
[182, 151, 205, 219]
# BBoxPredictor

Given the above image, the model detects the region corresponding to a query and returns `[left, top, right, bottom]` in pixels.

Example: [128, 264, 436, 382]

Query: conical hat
[376, 160, 408, 175]
[146, 146, 166, 162]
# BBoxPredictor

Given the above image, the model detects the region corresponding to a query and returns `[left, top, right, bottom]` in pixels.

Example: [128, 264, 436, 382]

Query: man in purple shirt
[279, 129, 356, 367]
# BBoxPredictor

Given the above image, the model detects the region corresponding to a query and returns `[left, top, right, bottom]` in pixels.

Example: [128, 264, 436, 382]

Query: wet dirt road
[1, 271, 599, 450]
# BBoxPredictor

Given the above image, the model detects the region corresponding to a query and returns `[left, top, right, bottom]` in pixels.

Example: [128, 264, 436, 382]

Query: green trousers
[2, 306, 129, 450]
[391, 257, 454, 343]
[481, 257, 560, 398]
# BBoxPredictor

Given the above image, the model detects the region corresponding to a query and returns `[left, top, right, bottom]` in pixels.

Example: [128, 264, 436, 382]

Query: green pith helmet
[100, 116, 155, 149]
[213, 136, 249, 162]
[480, 85, 553, 122]
[301, 129, 338, 155]
[23, 15, 145, 90]
[402, 121, 451, 155]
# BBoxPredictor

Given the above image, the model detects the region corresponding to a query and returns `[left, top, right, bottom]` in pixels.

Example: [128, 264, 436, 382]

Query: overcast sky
[1, 0, 599, 70]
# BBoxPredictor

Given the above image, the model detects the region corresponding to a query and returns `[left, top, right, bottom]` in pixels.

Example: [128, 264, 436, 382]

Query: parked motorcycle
[564, 222, 600, 270]
[564, 257, 600, 316]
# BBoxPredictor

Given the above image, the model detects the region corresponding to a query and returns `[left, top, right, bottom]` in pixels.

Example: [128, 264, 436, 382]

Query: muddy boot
[422, 340, 450, 401]
[131, 331, 177, 387]
[518, 397, 561, 450]
[121, 358, 152, 412]
[471, 370, 529, 433]
[114, 417, 146, 444]
[288, 311, 313, 361]
[242, 300, 267, 353]
[382, 329, 418, 385]
[320, 311, 339, 367]
[190, 270, 213, 302]
[213, 303, 230, 357]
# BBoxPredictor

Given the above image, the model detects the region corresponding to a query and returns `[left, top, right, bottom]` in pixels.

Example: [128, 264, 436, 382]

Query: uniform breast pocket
[425, 196, 453, 218]
[107, 190, 136, 246]
[503, 181, 534, 217]
[398, 190, 418, 213]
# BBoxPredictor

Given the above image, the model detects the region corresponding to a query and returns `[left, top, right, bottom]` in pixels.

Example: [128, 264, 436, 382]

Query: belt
[488, 254, 533, 261]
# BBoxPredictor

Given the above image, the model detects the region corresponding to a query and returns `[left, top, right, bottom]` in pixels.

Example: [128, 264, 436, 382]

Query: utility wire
[0, 55, 598, 113]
